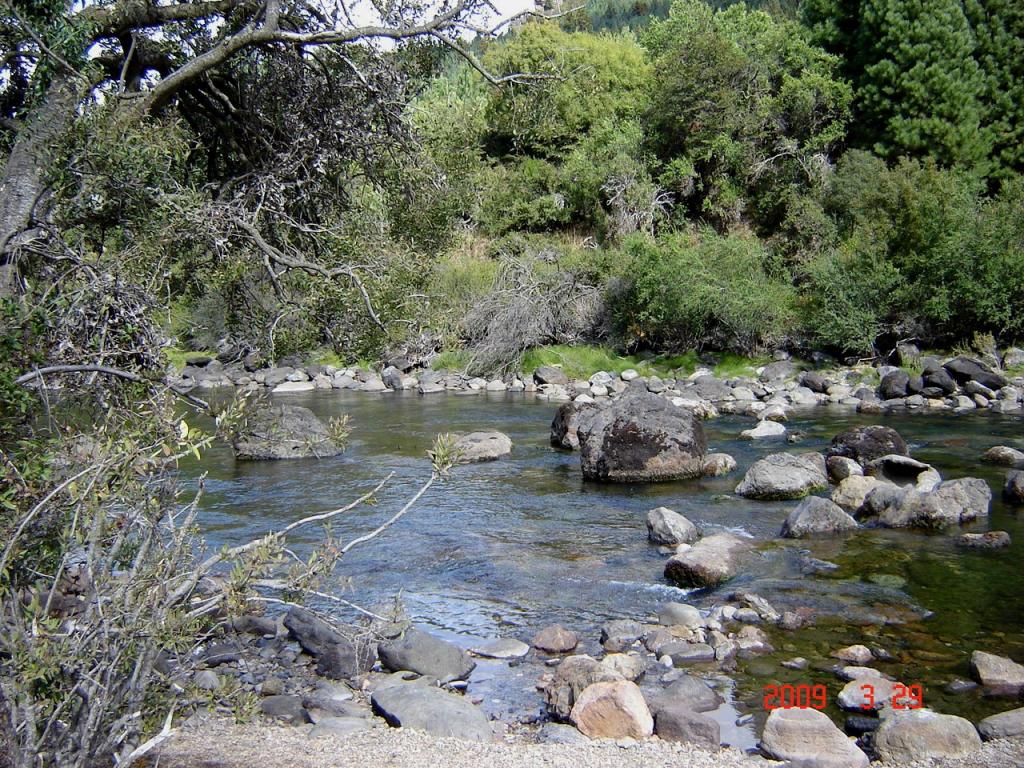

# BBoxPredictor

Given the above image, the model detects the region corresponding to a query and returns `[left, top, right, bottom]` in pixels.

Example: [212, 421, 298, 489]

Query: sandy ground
[151, 719, 1024, 768]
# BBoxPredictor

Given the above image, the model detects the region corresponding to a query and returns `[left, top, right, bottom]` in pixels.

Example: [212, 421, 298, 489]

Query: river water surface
[182, 390, 1024, 747]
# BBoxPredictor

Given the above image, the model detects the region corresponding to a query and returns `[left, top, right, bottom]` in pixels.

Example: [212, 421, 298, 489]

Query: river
[181, 390, 1024, 748]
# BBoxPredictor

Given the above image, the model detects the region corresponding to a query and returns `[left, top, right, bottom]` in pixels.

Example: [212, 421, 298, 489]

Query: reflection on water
[181, 390, 1024, 741]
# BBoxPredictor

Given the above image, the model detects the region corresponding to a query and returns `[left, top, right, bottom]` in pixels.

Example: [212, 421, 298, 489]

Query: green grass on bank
[429, 344, 772, 381]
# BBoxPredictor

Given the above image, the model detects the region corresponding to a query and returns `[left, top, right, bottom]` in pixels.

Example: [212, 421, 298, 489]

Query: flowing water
[181, 390, 1024, 747]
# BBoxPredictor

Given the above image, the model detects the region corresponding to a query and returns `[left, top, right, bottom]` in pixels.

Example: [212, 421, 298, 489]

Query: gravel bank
[153, 719, 1024, 768]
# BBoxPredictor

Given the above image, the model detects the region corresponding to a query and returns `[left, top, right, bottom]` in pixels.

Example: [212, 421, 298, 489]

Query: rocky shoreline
[172, 347, 1024, 423]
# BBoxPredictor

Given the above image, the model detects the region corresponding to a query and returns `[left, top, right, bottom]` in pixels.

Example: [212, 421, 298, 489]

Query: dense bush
[612, 229, 796, 353]
[802, 152, 1024, 352]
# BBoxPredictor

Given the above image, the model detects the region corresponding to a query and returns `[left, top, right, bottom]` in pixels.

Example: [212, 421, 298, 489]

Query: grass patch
[712, 353, 772, 378]
[431, 349, 473, 371]
[519, 345, 710, 380]
[164, 346, 215, 370]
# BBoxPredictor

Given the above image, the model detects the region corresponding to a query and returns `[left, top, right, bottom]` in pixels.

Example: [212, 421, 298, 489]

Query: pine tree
[856, 0, 990, 168]
[966, 0, 1024, 178]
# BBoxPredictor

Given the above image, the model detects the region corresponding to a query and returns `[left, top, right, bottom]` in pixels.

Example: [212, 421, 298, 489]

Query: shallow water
[182, 390, 1024, 745]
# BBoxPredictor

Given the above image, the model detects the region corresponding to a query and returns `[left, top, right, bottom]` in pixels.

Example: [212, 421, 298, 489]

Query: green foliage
[858, 0, 989, 168]
[520, 344, 696, 378]
[804, 0, 1021, 176]
[966, 0, 1024, 179]
[644, 0, 851, 229]
[481, 23, 652, 158]
[611, 228, 797, 353]
[802, 152, 1024, 351]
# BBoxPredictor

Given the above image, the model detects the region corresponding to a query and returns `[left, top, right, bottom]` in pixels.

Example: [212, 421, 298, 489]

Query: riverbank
[170, 345, 1024, 420]
[154, 718, 1024, 768]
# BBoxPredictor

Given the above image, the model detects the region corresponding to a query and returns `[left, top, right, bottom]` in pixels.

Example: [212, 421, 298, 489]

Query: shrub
[612, 229, 796, 353]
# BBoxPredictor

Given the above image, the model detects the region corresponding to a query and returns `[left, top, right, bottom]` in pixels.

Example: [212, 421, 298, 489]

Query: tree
[857, 0, 989, 168]
[481, 22, 652, 158]
[643, 0, 851, 229]
[965, 0, 1024, 178]
[804, 0, 1005, 171]
[0, 0, 539, 300]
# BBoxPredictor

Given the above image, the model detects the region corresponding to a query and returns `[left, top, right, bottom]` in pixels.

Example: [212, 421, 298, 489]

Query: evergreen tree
[856, 0, 990, 168]
[966, 0, 1024, 178]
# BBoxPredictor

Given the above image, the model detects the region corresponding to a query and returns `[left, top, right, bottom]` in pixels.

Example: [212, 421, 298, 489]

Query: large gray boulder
[944, 355, 1007, 390]
[453, 431, 512, 463]
[864, 454, 937, 487]
[232, 404, 342, 460]
[645, 674, 723, 715]
[971, 651, 1024, 696]
[283, 607, 375, 680]
[654, 703, 719, 747]
[760, 707, 869, 768]
[735, 453, 828, 500]
[534, 365, 569, 386]
[550, 401, 600, 450]
[378, 629, 476, 683]
[879, 369, 910, 399]
[664, 533, 752, 588]
[827, 425, 908, 465]
[874, 710, 982, 763]
[370, 683, 493, 742]
[646, 507, 698, 546]
[578, 385, 708, 482]
[979, 707, 1024, 740]
[780, 496, 858, 538]
[870, 478, 991, 529]
[569, 680, 653, 740]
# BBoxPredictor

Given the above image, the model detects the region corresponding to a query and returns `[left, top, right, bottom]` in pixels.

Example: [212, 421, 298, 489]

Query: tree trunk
[0, 76, 80, 299]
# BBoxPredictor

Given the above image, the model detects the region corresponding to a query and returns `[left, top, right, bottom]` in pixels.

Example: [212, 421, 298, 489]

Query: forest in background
[125, 0, 1024, 372]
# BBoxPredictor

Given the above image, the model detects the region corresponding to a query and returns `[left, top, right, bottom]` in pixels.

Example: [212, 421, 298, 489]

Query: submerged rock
[1003, 470, 1024, 502]
[874, 709, 981, 763]
[735, 453, 828, 500]
[453, 431, 512, 463]
[760, 707, 869, 768]
[983, 446, 1024, 467]
[958, 531, 1012, 549]
[232, 404, 343, 460]
[828, 425, 908, 465]
[780, 496, 858, 538]
[664, 533, 752, 588]
[578, 385, 708, 482]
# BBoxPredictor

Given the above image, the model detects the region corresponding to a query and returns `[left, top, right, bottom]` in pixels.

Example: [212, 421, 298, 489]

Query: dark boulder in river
[550, 400, 600, 450]
[231, 403, 342, 460]
[827, 425, 908, 466]
[577, 384, 708, 482]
